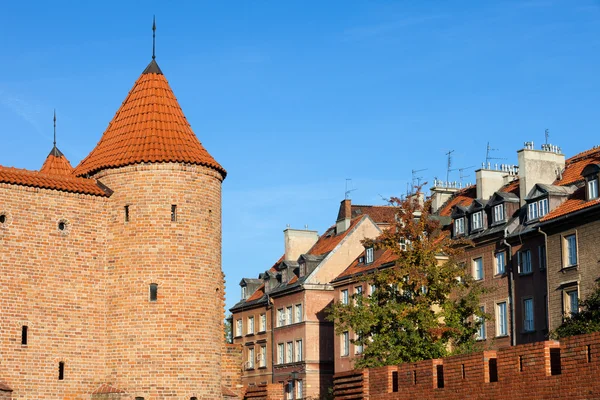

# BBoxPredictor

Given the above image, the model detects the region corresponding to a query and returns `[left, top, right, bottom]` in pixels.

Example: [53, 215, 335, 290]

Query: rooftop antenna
[411, 168, 427, 191]
[458, 166, 475, 185]
[53, 109, 57, 148]
[445, 150, 454, 183]
[485, 142, 505, 167]
[345, 178, 357, 200]
[152, 16, 156, 60]
[545, 128, 549, 145]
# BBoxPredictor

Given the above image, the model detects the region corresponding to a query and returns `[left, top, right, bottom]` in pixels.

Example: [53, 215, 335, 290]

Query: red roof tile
[91, 384, 125, 394]
[557, 146, 600, 186]
[541, 187, 600, 222]
[74, 61, 225, 178]
[246, 284, 265, 302]
[39, 149, 74, 176]
[307, 216, 363, 256]
[437, 185, 477, 217]
[351, 204, 396, 224]
[336, 248, 397, 280]
[0, 166, 110, 197]
[499, 178, 519, 196]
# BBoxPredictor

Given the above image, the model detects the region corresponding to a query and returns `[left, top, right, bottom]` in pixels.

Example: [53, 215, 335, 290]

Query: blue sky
[0, 1, 599, 311]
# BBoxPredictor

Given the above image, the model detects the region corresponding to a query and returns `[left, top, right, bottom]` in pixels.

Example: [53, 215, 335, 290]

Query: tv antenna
[485, 142, 505, 167]
[458, 166, 475, 185]
[345, 179, 357, 200]
[411, 168, 427, 191]
[445, 150, 454, 183]
[544, 128, 549, 145]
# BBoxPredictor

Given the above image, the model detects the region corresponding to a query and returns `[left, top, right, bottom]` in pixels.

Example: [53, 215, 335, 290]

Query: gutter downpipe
[538, 227, 551, 336]
[266, 293, 276, 384]
[502, 227, 516, 346]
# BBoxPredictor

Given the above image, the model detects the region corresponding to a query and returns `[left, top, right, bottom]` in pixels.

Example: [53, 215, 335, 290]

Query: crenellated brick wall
[243, 383, 284, 400]
[333, 332, 600, 399]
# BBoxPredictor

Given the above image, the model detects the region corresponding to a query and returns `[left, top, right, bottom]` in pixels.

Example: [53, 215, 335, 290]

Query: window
[0, 214, 6, 224]
[518, 250, 532, 274]
[296, 380, 303, 399]
[341, 289, 349, 305]
[454, 217, 465, 235]
[473, 258, 483, 281]
[588, 178, 599, 199]
[295, 304, 302, 323]
[247, 347, 255, 369]
[259, 314, 266, 332]
[259, 345, 267, 367]
[277, 308, 284, 327]
[369, 284, 377, 296]
[124, 205, 129, 222]
[366, 247, 374, 264]
[355, 334, 363, 355]
[149, 283, 158, 301]
[493, 204, 504, 223]
[472, 211, 483, 230]
[247, 316, 254, 335]
[241, 286, 247, 300]
[399, 237, 407, 251]
[523, 298, 534, 332]
[342, 331, 349, 356]
[171, 205, 177, 222]
[236, 319, 242, 337]
[495, 252, 505, 275]
[21, 325, 28, 345]
[355, 285, 363, 296]
[286, 306, 293, 325]
[496, 302, 508, 337]
[286, 382, 293, 400]
[564, 288, 579, 317]
[527, 202, 538, 220]
[58, 361, 65, 380]
[564, 234, 577, 267]
[277, 343, 284, 364]
[295, 339, 303, 362]
[528, 198, 549, 220]
[286, 341, 293, 363]
[538, 198, 549, 217]
[539, 245, 546, 270]
[475, 306, 485, 340]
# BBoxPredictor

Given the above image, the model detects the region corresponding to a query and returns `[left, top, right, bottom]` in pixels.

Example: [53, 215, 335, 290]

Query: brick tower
[74, 58, 226, 399]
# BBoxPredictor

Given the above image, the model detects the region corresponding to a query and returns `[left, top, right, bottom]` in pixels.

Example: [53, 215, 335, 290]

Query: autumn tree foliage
[552, 284, 600, 339]
[327, 191, 486, 368]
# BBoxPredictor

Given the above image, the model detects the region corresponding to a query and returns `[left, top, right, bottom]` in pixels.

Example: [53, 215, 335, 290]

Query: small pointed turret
[40, 110, 74, 176]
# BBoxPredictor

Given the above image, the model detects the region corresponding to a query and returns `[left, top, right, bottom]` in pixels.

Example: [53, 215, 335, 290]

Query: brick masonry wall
[333, 331, 600, 399]
[243, 383, 284, 400]
[0, 184, 109, 399]
[222, 343, 243, 396]
[96, 163, 225, 399]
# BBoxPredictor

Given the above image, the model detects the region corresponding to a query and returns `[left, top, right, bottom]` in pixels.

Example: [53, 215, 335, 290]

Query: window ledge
[258, 366, 267, 370]
[494, 272, 507, 278]
[561, 265, 578, 272]
[476, 338, 487, 342]
[245, 333, 255, 337]
[495, 334, 509, 339]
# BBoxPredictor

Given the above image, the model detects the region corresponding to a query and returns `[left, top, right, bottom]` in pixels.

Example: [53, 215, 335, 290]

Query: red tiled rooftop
[556, 146, 600, 186]
[437, 185, 476, 217]
[0, 166, 110, 197]
[541, 187, 600, 222]
[308, 216, 363, 256]
[74, 61, 225, 178]
[246, 284, 265, 302]
[39, 150, 74, 176]
[499, 178, 519, 195]
[336, 248, 397, 280]
[351, 204, 396, 224]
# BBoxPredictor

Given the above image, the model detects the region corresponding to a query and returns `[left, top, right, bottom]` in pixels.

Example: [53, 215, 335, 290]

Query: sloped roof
[541, 186, 600, 222]
[39, 147, 74, 176]
[351, 204, 396, 224]
[74, 60, 225, 178]
[0, 166, 110, 197]
[557, 146, 600, 186]
[437, 185, 477, 217]
[307, 216, 363, 256]
[334, 248, 397, 281]
[499, 178, 519, 196]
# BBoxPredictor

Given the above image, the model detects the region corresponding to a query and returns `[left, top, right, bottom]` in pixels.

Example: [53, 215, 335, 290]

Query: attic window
[588, 178, 598, 200]
[471, 211, 483, 230]
[454, 217, 465, 235]
[241, 286, 247, 300]
[527, 198, 548, 221]
[366, 247, 374, 264]
[493, 204, 504, 223]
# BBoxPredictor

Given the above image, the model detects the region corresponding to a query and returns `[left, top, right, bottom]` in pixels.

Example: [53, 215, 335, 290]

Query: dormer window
[528, 198, 548, 221]
[588, 178, 599, 200]
[471, 211, 483, 230]
[365, 247, 374, 264]
[454, 217, 465, 235]
[493, 204, 504, 223]
[241, 286, 247, 300]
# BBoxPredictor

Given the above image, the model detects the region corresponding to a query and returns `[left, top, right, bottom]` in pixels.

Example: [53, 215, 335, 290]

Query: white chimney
[430, 181, 459, 213]
[284, 228, 319, 262]
[517, 143, 565, 205]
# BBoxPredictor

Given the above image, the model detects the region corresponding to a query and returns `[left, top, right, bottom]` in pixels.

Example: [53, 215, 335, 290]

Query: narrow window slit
[0, 214, 6, 224]
[392, 371, 398, 392]
[149, 283, 158, 302]
[461, 363, 465, 379]
[587, 345, 592, 363]
[518, 355, 523, 372]
[412, 370, 417, 385]
[171, 205, 177, 222]
[436, 365, 444, 389]
[489, 358, 498, 382]
[124, 205, 129, 222]
[21, 326, 28, 345]
[58, 362, 65, 380]
[550, 348, 561, 375]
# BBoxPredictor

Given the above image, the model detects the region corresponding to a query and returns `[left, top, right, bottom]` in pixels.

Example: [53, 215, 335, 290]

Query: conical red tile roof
[74, 60, 225, 178]
[40, 147, 74, 176]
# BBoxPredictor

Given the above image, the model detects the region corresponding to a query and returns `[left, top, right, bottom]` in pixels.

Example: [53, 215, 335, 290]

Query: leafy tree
[327, 191, 486, 368]
[552, 284, 600, 339]
[224, 315, 233, 344]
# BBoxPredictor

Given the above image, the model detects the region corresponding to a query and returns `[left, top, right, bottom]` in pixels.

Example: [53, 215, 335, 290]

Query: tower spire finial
[53, 109, 57, 148]
[152, 15, 156, 60]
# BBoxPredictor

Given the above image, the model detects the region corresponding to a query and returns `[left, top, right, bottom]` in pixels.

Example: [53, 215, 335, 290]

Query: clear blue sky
[1, 1, 599, 311]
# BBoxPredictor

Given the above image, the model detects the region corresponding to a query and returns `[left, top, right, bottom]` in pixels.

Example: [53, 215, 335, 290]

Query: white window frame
[259, 345, 267, 368]
[588, 178, 599, 200]
[241, 286, 247, 300]
[355, 334, 363, 355]
[472, 211, 483, 230]
[286, 306, 293, 325]
[341, 289, 349, 305]
[295, 304, 302, 323]
[296, 380, 303, 399]
[473, 257, 484, 281]
[454, 217, 465, 235]
[342, 331, 350, 356]
[277, 343, 284, 364]
[496, 301, 508, 337]
[493, 204, 504, 223]
[235, 319, 242, 337]
[295, 339, 303, 362]
[538, 198, 549, 217]
[247, 316, 254, 335]
[523, 298, 534, 332]
[369, 284, 376, 296]
[286, 341, 293, 364]
[260, 313, 266, 332]
[277, 308, 285, 327]
[518, 250, 532, 274]
[355, 285, 363, 300]
[475, 306, 485, 340]
[564, 234, 578, 267]
[527, 202, 538, 220]
[564, 287, 579, 317]
[495, 252, 505, 275]
[247, 347, 255, 369]
[366, 247, 374, 264]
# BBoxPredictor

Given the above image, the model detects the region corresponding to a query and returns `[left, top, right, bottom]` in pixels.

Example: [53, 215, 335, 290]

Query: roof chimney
[517, 141, 565, 205]
[430, 180, 460, 213]
[284, 228, 319, 262]
[336, 199, 352, 234]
